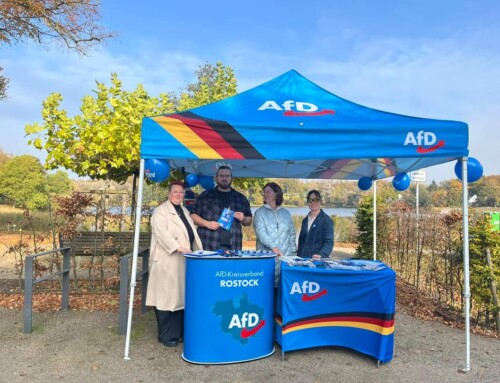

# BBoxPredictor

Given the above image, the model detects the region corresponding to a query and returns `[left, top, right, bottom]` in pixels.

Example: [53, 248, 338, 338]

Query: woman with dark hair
[297, 190, 334, 260]
[253, 182, 296, 285]
[146, 181, 203, 347]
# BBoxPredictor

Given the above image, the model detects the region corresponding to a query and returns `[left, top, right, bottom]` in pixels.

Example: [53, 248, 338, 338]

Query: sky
[1, 0, 499, 184]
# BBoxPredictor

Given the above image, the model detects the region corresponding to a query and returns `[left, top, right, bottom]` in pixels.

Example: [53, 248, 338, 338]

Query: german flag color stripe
[181, 111, 265, 159]
[152, 112, 264, 159]
[308, 159, 354, 179]
[275, 312, 395, 336]
[378, 158, 395, 177]
[153, 116, 223, 159]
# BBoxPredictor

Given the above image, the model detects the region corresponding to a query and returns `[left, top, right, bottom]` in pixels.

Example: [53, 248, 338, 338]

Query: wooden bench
[59, 231, 151, 257]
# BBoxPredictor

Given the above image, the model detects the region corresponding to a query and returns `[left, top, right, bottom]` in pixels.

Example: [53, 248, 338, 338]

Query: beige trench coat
[146, 201, 202, 311]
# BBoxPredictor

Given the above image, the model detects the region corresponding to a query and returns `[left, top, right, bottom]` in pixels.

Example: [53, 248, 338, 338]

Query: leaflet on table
[317, 258, 386, 270]
[280, 255, 386, 271]
[217, 207, 234, 231]
[279, 255, 314, 267]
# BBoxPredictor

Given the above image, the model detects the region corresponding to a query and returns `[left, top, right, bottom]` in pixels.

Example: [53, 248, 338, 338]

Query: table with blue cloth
[275, 260, 396, 364]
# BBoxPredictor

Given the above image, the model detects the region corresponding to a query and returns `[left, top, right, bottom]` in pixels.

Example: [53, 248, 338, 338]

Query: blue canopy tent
[140, 69, 468, 178]
[125, 70, 472, 371]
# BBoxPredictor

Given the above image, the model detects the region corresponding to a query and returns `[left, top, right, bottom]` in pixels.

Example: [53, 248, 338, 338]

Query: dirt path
[0, 306, 499, 383]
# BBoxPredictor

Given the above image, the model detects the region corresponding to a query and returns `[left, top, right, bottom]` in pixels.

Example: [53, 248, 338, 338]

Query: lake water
[251, 206, 356, 218]
[104, 206, 356, 218]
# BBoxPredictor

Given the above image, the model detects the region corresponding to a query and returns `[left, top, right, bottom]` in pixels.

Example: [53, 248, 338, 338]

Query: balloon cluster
[185, 174, 199, 187]
[357, 173, 411, 192]
[184, 173, 214, 190]
[200, 175, 215, 190]
[357, 177, 373, 191]
[144, 159, 170, 182]
[392, 173, 410, 191]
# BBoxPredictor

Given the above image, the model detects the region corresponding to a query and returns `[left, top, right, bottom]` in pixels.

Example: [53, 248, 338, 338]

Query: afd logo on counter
[404, 130, 445, 154]
[290, 281, 328, 302]
[212, 293, 266, 344]
[257, 100, 335, 117]
[229, 312, 266, 339]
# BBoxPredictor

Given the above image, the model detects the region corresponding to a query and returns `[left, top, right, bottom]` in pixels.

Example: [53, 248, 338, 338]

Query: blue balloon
[392, 173, 410, 191]
[358, 177, 373, 191]
[185, 174, 200, 187]
[144, 159, 170, 182]
[200, 175, 215, 190]
[454, 157, 483, 183]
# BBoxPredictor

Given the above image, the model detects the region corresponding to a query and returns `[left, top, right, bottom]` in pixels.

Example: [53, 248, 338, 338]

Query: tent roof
[141, 70, 468, 180]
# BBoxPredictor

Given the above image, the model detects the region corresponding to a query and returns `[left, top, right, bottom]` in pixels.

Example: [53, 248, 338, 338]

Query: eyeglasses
[307, 198, 320, 203]
[171, 191, 185, 195]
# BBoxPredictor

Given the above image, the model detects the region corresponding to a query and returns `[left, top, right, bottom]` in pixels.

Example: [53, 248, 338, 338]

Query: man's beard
[217, 180, 231, 190]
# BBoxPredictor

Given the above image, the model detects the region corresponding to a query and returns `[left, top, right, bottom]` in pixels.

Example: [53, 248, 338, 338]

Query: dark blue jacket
[297, 210, 334, 258]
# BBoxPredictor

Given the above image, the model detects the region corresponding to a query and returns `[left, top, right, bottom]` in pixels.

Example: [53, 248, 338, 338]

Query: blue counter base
[181, 347, 275, 365]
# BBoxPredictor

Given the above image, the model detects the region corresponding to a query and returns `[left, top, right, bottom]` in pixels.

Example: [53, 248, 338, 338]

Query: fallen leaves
[0, 291, 141, 312]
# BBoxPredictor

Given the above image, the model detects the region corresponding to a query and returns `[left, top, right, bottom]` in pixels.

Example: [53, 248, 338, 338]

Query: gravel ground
[1, 307, 499, 383]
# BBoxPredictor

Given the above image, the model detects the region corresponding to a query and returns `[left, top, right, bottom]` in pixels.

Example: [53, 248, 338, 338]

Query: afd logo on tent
[257, 100, 335, 116]
[404, 131, 445, 154]
[290, 281, 328, 302]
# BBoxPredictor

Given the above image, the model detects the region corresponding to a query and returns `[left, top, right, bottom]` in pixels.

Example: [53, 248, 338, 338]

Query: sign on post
[411, 170, 426, 183]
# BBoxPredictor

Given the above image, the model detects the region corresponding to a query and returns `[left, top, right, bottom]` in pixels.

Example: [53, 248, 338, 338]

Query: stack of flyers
[217, 207, 234, 231]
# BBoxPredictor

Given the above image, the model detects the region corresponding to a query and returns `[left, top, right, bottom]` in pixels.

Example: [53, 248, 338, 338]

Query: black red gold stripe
[275, 312, 395, 335]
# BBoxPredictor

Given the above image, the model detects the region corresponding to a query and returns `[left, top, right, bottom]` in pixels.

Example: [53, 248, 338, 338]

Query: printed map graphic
[211, 293, 264, 344]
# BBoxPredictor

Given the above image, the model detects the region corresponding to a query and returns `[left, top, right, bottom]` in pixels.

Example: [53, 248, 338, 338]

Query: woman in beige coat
[146, 181, 202, 347]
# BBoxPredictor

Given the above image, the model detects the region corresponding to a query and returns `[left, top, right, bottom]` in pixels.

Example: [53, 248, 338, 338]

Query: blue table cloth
[275, 261, 396, 363]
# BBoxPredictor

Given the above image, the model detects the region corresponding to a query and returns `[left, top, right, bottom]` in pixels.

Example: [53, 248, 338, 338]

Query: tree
[469, 176, 500, 207]
[355, 195, 374, 260]
[177, 62, 237, 111]
[25, 73, 175, 182]
[0, 146, 12, 164]
[46, 170, 72, 195]
[0, 0, 113, 98]
[0, 155, 69, 210]
[0, 66, 7, 101]
[469, 215, 500, 329]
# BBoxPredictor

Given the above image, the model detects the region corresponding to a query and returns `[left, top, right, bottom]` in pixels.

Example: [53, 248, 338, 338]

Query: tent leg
[461, 157, 471, 372]
[373, 180, 377, 260]
[124, 159, 146, 360]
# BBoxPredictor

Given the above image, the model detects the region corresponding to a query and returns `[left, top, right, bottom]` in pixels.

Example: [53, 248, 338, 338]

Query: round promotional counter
[182, 251, 276, 364]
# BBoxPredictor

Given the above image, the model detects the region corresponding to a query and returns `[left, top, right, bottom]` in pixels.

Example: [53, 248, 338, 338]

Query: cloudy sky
[1, 0, 499, 183]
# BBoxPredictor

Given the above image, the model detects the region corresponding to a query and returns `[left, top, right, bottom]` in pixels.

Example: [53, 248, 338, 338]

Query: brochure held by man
[217, 207, 234, 231]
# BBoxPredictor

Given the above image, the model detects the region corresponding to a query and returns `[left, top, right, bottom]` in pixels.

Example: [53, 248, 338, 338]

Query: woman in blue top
[297, 190, 334, 260]
[253, 182, 296, 285]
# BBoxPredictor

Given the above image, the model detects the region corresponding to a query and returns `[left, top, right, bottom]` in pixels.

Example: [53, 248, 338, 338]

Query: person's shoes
[162, 339, 178, 347]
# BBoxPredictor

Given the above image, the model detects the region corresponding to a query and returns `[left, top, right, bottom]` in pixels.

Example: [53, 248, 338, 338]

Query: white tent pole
[461, 157, 471, 372]
[373, 180, 377, 261]
[124, 159, 146, 360]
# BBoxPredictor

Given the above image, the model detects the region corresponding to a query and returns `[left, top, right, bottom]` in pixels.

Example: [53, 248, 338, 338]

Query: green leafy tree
[25, 73, 175, 182]
[355, 195, 374, 260]
[469, 176, 500, 207]
[177, 62, 237, 110]
[46, 170, 73, 195]
[0, 155, 49, 209]
[469, 215, 500, 329]
[0, 146, 12, 164]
